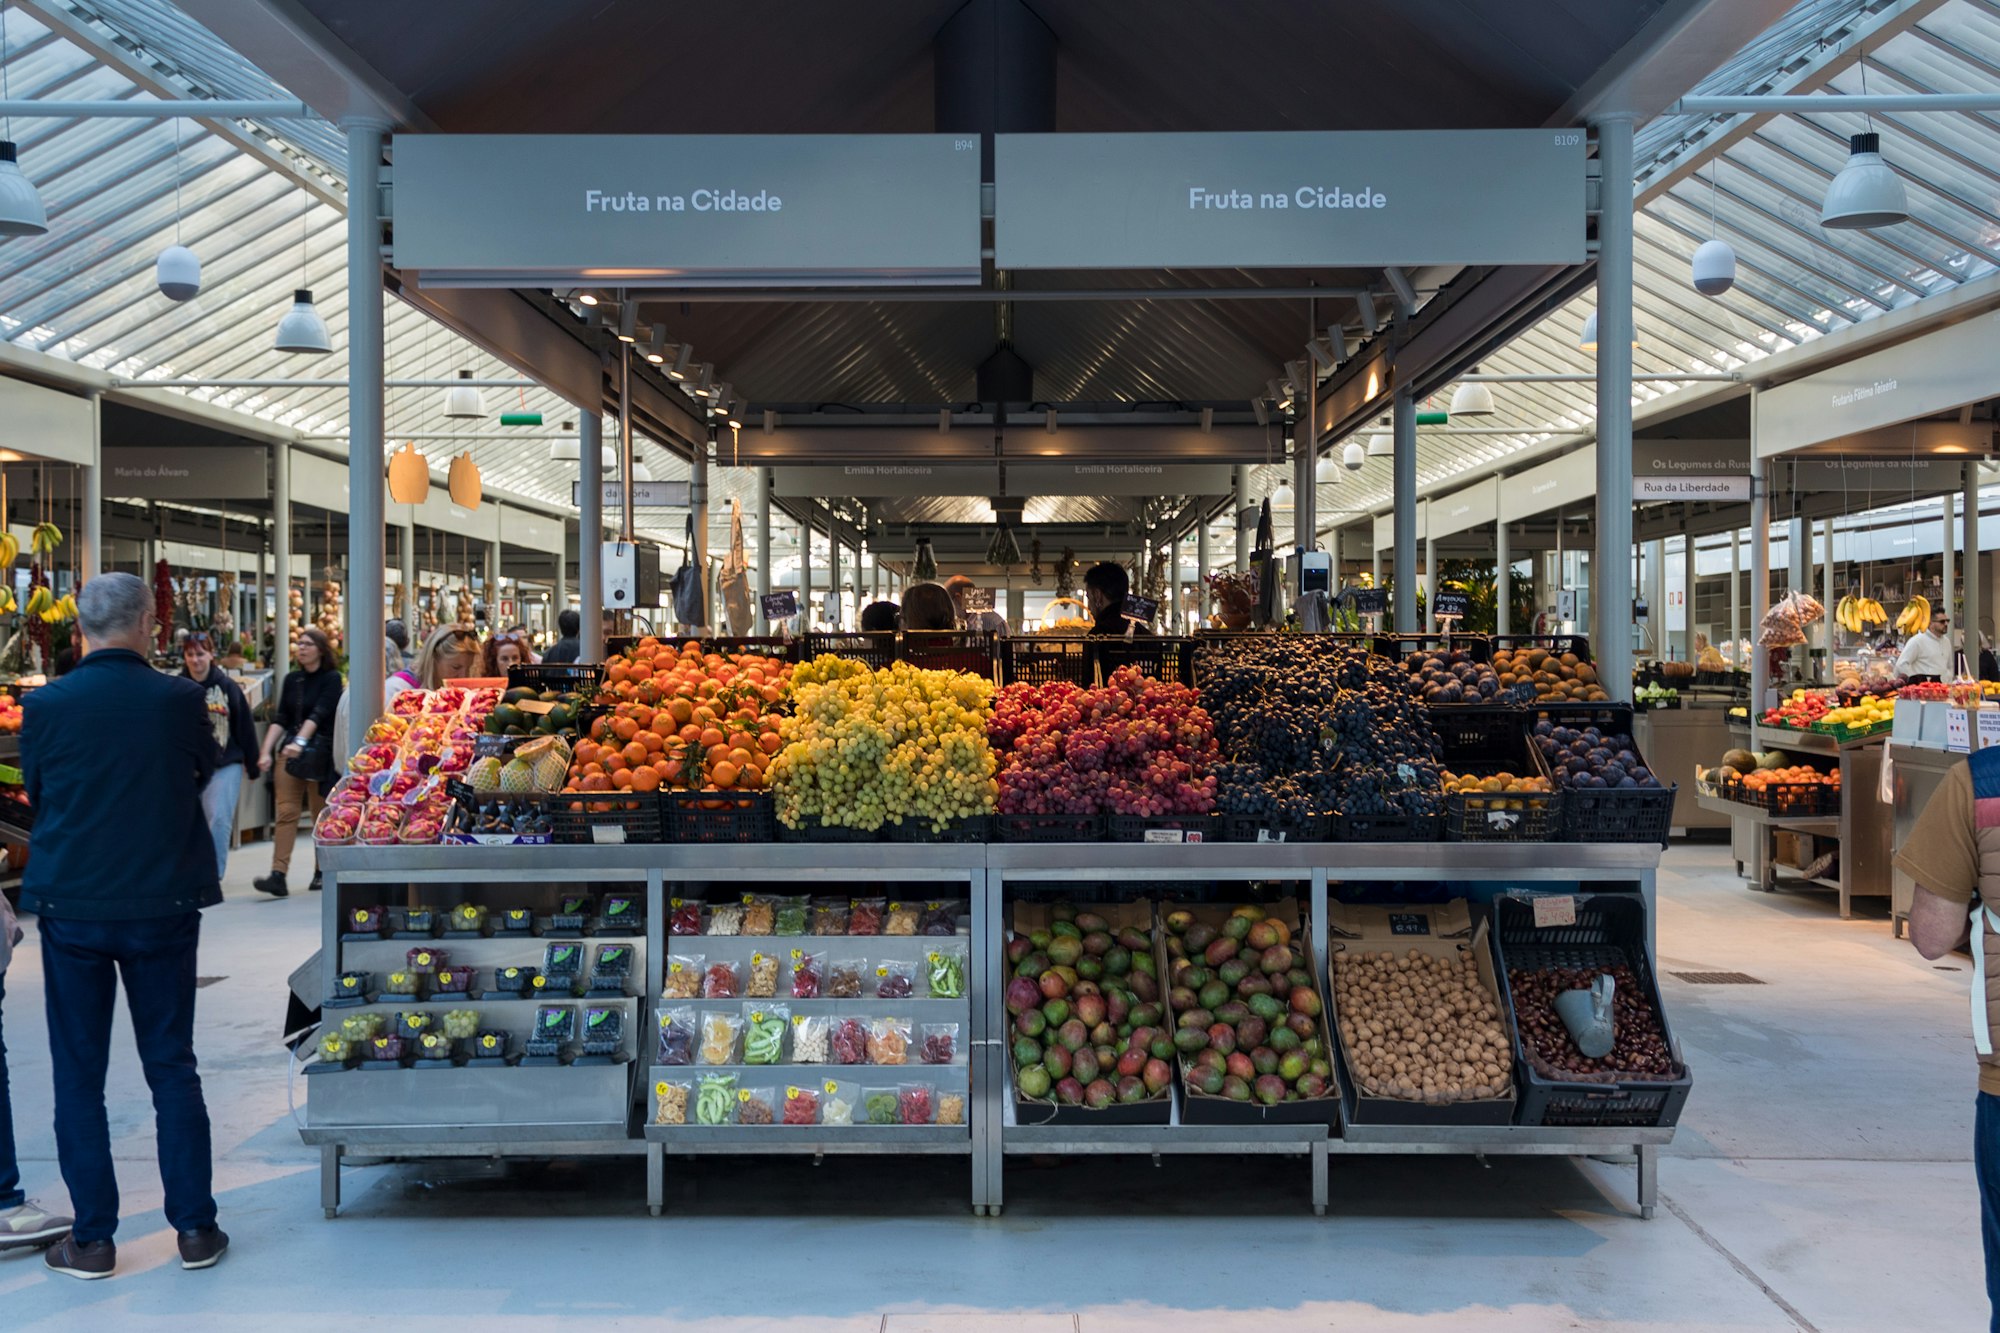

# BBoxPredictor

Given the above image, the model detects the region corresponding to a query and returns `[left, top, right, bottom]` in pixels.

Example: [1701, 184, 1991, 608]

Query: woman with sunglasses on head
[411, 624, 481, 690]
[253, 628, 341, 899]
[480, 629, 531, 679]
[179, 632, 261, 881]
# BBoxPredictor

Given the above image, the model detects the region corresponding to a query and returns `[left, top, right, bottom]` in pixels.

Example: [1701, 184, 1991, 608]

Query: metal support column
[800, 508, 814, 628]
[1944, 492, 1957, 638]
[1235, 466, 1252, 569]
[1329, 526, 1342, 595]
[1820, 518, 1835, 656]
[1967, 463, 1983, 650]
[488, 534, 503, 625]
[618, 347, 636, 542]
[1425, 532, 1438, 617]
[343, 117, 389, 742]
[1750, 458, 1770, 742]
[1496, 519, 1511, 636]
[398, 511, 416, 628]
[1730, 526, 1742, 660]
[1169, 531, 1182, 633]
[273, 443, 292, 681]
[1195, 522, 1210, 628]
[580, 413, 605, 661]
[1593, 113, 1636, 703]
[829, 533, 842, 630]
[756, 467, 772, 632]
[1392, 387, 1418, 633]
[690, 435, 710, 630]
[82, 392, 102, 582]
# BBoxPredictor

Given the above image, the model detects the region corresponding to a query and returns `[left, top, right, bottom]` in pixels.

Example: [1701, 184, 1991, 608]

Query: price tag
[1122, 594, 1159, 624]
[1433, 591, 1469, 621]
[961, 587, 995, 612]
[787, 1086, 801, 1099]
[752, 952, 766, 968]
[1142, 828, 1185, 844]
[1978, 710, 2000, 751]
[1255, 828, 1288, 844]
[667, 962, 683, 975]
[1351, 587, 1386, 615]
[1947, 707, 1973, 753]
[590, 824, 628, 845]
[738, 1088, 752, 1103]
[531, 974, 547, 988]
[876, 965, 890, 977]
[793, 1015, 807, 1028]
[824, 1079, 839, 1095]
[761, 590, 799, 621]
[751, 1011, 764, 1024]
[1388, 912, 1430, 936]
[1532, 895, 1577, 928]
[888, 901, 901, 912]
[514, 699, 556, 716]
[656, 1081, 669, 1098]
[1396, 763, 1416, 784]
[790, 949, 804, 963]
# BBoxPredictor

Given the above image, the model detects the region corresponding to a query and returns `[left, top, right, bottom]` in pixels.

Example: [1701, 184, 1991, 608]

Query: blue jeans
[40, 912, 215, 1244]
[1981, 1092, 2000, 1333]
[198, 764, 244, 881]
[0, 971, 21, 1210]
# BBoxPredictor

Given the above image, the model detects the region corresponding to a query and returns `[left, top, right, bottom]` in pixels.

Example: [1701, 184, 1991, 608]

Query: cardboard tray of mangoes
[1157, 898, 1341, 1125]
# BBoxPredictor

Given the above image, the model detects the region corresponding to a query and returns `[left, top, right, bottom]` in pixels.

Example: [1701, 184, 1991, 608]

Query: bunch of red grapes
[988, 667, 1219, 816]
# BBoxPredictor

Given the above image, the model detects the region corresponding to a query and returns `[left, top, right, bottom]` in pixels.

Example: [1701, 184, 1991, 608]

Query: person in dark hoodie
[180, 631, 263, 880]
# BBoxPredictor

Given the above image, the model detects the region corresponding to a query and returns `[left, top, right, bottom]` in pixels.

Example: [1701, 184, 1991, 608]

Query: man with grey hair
[19, 572, 228, 1279]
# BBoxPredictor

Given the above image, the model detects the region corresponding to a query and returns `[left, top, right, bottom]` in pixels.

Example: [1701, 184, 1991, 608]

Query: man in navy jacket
[20, 573, 228, 1279]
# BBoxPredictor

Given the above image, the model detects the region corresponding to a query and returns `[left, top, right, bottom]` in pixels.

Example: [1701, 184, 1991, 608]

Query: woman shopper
[480, 628, 531, 678]
[411, 624, 481, 689]
[899, 583, 958, 632]
[180, 632, 262, 881]
[253, 628, 341, 899]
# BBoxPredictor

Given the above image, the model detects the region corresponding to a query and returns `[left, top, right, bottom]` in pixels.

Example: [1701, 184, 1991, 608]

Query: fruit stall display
[1490, 643, 1610, 704]
[1698, 746, 1840, 815]
[571, 639, 793, 796]
[652, 891, 972, 1131]
[320, 687, 502, 846]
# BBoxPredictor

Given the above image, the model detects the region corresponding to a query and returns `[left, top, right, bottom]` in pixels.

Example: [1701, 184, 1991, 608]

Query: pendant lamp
[1315, 454, 1340, 484]
[386, 443, 428, 504]
[1449, 368, 1495, 416]
[447, 452, 482, 509]
[1820, 132, 1909, 230]
[156, 245, 201, 301]
[0, 140, 46, 238]
[1342, 441, 1366, 471]
[1691, 166, 1736, 295]
[274, 289, 331, 353]
[442, 369, 487, 419]
[1366, 416, 1394, 457]
[1578, 309, 1639, 352]
[1271, 481, 1294, 509]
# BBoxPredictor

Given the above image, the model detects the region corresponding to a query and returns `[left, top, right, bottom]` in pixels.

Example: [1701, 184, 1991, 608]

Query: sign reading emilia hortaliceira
[390, 135, 983, 285]
[994, 130, 1587, 269]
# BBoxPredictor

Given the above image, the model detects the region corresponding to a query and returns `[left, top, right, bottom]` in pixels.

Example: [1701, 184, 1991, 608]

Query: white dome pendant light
[1691, 165, 1736, 296]
[442, 369, 487, 419]
[0, 7, 48, 239]
[1822, 53, 1909, 230]
[1271, 480, 1294, 509]
[1367, 415, 1394, 458]
[273, 207, 330, 354]
[1449, 368, 1496, 416]
[1315, 453, 1340, 485]
[1342, 441, 1366, 471]
[155, 120, 199, 300]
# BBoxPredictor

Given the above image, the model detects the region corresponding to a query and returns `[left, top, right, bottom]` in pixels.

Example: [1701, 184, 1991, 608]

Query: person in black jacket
[1084, 561, 1151, 636]
[253, 627, 341, 899]
[179, 632, 262, 881]
[21, 573, 228, 1279]
[540, 609, 582, 665]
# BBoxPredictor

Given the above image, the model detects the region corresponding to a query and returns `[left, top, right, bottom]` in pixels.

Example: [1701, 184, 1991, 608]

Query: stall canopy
[4, 0, 2000, 565]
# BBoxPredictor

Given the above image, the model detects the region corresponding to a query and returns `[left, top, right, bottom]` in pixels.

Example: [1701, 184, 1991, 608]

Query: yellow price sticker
[742, 893, 757, 905]
[793, 1015, 806, 1027]
[531, 975, 547, 989]
[752, 1012, 764, 1024]
[888, 902, 901, 912]
[752, 953, 766, 966]
[928, 952, 941, 965]
[824, 1079, 838, 1095]
[791, 949, 804, 963]
[876, 965, 890, 977]
[668, 962, 683, 974]
[787, 1086, 800, 1099]
[352, 910, 368, 925]
[738, 1088, 752, 1102]
[656, 1081, 668, 1097]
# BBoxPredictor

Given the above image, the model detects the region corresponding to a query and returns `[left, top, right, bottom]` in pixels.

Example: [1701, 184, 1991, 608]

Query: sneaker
[176, 1226, 228, 1270]
[253, 872, 288, 898]
[0, 1199, 71, 1250]
[42, 1235, 113, 1279]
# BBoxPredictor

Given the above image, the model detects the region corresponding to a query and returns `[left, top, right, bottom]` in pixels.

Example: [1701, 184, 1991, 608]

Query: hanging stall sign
[570, 479, 692, 509]
[103, 446, 268, 500]
[1754, 309, 2000, 457]
[1002, 462, 1235, 497]
[761, 591, 799, 622]
[392, 135, 983, 286]
[771, 464, 1002, 498]
[995, 130, 1586, 269]
[1791, 457, 1966, 493]
[1122, 594, 1160, 625]
[1350, 587, 1387, 615]
[1636, 475, 1751, 502]
[1432, 591, 1470, 621]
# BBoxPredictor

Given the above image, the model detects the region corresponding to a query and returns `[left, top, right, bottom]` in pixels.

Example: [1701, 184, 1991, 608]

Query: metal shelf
[647, 1125, 972, 1152]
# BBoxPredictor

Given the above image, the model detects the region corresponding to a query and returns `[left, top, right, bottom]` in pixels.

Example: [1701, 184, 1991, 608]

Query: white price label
[1532, 895, 1577, 928]
[1977, 710, 2000, 751]
[1947, 708, 1973, 753]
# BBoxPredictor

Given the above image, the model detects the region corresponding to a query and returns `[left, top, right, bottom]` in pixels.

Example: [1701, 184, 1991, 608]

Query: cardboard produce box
[1157, 897, 1340, 1125]
[1005, 899, 1172, 1125]
[1327, 900, 1516, 1126]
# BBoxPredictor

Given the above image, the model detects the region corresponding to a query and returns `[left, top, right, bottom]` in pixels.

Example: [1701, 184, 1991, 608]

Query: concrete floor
[0, 838, 1985, 1331]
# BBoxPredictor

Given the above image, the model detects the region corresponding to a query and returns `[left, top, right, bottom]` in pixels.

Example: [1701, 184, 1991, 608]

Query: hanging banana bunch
[29, 522, 61, 559]
[1835, 593, 1890, 635]
[1895, 594, 1932, 635]
[24, 586, 54, 617]
[0, 586, 18, 616]
[0, 532, 19, 570]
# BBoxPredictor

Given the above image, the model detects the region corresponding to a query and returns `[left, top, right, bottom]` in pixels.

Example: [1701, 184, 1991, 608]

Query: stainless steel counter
[1634, 707, 1737, 832]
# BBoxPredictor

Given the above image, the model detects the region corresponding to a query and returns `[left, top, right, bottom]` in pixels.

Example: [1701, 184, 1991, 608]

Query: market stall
[298, 634, 1689, 1222]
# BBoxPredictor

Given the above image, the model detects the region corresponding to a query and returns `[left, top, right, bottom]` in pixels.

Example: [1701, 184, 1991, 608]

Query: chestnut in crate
[1506, 963, 1675, 1082]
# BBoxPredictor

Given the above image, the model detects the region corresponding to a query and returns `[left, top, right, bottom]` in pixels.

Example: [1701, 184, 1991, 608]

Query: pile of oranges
[564, 639, 793, 795]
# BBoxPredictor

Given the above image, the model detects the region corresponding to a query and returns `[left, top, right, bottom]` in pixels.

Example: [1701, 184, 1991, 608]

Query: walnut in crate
[1507, 963, 1675, 1082]
[1333, 949, 1513, 1103]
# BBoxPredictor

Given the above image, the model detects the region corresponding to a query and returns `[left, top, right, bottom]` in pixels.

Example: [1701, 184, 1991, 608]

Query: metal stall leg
[321, 1143, 342, 1219]
[976, 865, 1003, 1216]
[1637, 1143, 1658, 1220]
[1312, 1138, 1329, 1217]
[648, 1143, 664, 1217]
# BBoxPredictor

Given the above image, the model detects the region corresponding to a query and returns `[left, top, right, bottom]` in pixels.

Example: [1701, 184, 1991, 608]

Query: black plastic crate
[665, 790, 774, 843]
[1431, 705, 1533, 764]
[1530, 705, 1677, 847]
[545, 790, 664, 844]
[900, 630, 999, 680]
[1105, 812, 1220, 843]
[1326, 808, 1442, 843]
[1000, 637, 1095, 688]
[1092, 635, 1196, 686]
[1437, 707, 1560, 842]
[1492, 893, 1692, 1128]
[1374, 633, 1492, 664]
[1189, 632, 1382, 686]
[1220, 811, 1329, 843]
[1488, 634, 1593, 664]
[991, 811, 1105, 842]
[803, 630, 896, 670]
[774, 814, 881, 843]
[885, 813, 991, 843]
[506, 663, 605, 694]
